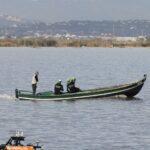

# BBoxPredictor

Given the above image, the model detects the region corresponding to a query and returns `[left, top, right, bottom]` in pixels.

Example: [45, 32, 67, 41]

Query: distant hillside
[0, 14, 150, 37]
[49, 20, 150, 37]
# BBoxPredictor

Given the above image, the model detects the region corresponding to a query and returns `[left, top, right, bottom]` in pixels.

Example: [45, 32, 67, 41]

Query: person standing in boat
[32, 71, 39, 95]
[67, 77, 80, 93]
[54, 80, 64, 94]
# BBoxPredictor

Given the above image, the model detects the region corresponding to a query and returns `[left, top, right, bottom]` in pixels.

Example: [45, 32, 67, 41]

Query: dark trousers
[32, 84, 37, 95]
[67, 86, 80, 93]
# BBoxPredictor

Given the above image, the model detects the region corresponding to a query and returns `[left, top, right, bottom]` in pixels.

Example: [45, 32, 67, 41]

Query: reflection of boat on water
[15, 75, 147, 101]
[0, 131, 43, 150]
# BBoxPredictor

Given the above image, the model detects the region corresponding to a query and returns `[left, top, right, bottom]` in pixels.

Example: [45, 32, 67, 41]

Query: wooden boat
[0, 131, 43, 150]
[15, 74, 147, 101]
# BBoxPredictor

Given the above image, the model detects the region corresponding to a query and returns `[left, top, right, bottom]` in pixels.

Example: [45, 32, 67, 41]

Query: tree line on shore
[0, 37, 150, 47]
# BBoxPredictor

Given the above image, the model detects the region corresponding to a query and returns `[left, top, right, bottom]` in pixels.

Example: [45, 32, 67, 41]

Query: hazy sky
[0, 0, 149, 23]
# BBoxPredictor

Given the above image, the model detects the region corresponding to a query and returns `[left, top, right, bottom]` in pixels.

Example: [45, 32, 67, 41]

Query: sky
[0, 0, 149, 23]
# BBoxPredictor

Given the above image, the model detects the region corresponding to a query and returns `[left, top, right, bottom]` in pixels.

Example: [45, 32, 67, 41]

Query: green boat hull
[15, 75, 147, 101]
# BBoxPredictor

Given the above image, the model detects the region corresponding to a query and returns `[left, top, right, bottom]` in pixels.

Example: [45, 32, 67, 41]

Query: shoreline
[0, 37, 150, 48]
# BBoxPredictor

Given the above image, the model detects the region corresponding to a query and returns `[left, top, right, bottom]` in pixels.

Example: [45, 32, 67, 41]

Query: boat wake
[0, 94, 15, 100]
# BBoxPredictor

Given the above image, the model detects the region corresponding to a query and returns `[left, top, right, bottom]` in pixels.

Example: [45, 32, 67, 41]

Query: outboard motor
[15, 89, 18, 98]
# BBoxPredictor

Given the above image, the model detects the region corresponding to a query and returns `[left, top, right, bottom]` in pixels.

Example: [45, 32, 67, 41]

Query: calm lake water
[0, 47, 149, 150]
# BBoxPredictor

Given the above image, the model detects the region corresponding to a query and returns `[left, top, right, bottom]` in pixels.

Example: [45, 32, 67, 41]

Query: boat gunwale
[18, 83, 143, 101]
[17, 77, 146, 101]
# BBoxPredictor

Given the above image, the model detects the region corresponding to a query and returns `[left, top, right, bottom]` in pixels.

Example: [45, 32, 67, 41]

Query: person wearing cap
[67, 77, 80, 93]
[32, 71, 39, 95]
[54, 80, 64, 94]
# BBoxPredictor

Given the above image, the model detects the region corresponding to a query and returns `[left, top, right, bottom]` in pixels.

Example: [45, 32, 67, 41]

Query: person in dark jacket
[67, 77, 80, 93]
[54, 80, 64, 94]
